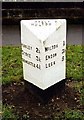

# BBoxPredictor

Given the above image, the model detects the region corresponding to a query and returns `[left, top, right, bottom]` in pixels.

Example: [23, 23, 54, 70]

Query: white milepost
[21, 19, 66, 90]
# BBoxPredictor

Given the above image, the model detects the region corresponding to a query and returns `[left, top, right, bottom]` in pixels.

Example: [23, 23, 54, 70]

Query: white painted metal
[21, 19, 66, 90]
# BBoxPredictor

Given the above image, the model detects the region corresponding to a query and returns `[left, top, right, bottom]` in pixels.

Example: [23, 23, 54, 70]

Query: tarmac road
[2, 24, 82, 46]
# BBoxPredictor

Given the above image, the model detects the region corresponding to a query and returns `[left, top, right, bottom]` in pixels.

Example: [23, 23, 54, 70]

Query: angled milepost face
[21, 19, 66, 90]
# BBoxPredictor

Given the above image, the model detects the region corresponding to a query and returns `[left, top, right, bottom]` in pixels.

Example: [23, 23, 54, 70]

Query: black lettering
[22, 50, 31, 58]
[22, 44, 32, 50]
[35, 21, 37, 26]
[54, 45, 56, 49]
[45, 53, 57, 61]
[45, 64, 48, 68]
[42, 21, 44, 25]
[48, 55, 50, 59]
[63, 41, 65, 46]
[62, 56, 64, 61]
[53, 54, 55, 57]
[34, 64, 35, 67]
[62, 49, 65, 54]
[22, 58, 41, 70]
[45, 21, 48, 26]
[51, 62, 53, 66]
[51, 54, 53, 58]
[36, 47, 40, 53]
[36, 56, 41, 62]
[36, 64, 39, 69]
[50, 46, 52, 50]
[45, 44, 58, 52]
[54, 61, 55, 64]
[39, 64, 41, 69]
[45, 55, 48, 60]
[48, 63, 50, 67]
[49, 23, 51, 25]
[36, 64, 41, 69]
[45, 61, 56, 68]
[31, 23, 34, 26]
[45, 47, 48, 52]
[55, 53, 57, 56]
[56, 44, 58, 47]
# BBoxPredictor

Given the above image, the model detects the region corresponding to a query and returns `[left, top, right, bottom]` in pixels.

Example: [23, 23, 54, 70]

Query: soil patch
[2, 80, 82, 120]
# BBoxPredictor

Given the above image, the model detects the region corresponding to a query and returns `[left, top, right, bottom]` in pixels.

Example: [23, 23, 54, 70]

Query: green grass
[54, 109, 84, 120]
[2, 106, 84, 120]
[2, 46, 23, 84]
[80, 85, 84, 105]
[2, 105, 18, 120]
[2, 45, 83, 84]
[2, 45, 83, 120]
[66, 45, 83, 80]
[64, 109, 84, 120]
[2, 105, 30, 120]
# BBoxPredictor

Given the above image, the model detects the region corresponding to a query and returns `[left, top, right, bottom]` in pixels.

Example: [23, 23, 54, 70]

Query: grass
[54, 109, 84, 120]
[64, 109, 84, 120]
[2, 46, 23, 84]
[2, 45, 83, 84]
[3, 106, 84, 120]
[66, 45, 83, 80]
[1, 45, 84, 119]
[2, 105, 18, 120]
[2, 105, 30, 120]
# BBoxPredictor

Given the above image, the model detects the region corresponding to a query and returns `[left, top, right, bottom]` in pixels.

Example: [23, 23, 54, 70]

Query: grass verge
[2, 105, 18, 120]
[54, 109, 84, 120]
[2, 46, 23, 84]
[2, 45, 84, 119]
[66, 45, 83, 80]
[2, 45, 83, 84]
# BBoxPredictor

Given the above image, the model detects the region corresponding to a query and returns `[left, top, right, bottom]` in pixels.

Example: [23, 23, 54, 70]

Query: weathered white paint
[21, 19, 66, 90]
